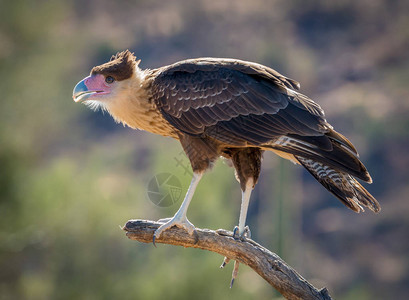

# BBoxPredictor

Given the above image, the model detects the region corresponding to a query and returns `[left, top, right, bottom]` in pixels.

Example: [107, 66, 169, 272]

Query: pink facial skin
[73, 74, 112, 102]
[84, 74, 111, 93]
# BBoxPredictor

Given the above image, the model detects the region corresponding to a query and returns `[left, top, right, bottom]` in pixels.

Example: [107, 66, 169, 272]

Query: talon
[232, 226, 240, 240]
[232, 225, 251, 241]
[243, 226, 251, 239]
[230, 260, 240, 288]
[220, 257, 231, 269]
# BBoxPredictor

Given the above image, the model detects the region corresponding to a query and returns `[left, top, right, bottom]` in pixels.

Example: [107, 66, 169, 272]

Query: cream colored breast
[106, 74, 178, 139]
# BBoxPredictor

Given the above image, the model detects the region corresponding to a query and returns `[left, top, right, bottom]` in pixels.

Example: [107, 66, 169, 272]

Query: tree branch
[123, 219, 333, 300]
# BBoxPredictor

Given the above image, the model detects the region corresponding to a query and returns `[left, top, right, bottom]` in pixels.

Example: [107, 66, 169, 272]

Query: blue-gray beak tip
[73, 79, 91, 102]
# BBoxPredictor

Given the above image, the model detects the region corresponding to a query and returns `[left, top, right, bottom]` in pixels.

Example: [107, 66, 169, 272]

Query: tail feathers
[296, 156, 380, 213]
[326, 129, 358, 157]
[266, 134, 372, 183]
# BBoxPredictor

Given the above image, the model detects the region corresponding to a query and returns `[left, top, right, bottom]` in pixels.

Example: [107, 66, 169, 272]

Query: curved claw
[230, 260, 240, 288]
[232, 225, 251, 241]
[243, 226, 251, 239]
[220, 257, 231, 269]
[232, 226, 240, 240]
[152, 234, 157, 248]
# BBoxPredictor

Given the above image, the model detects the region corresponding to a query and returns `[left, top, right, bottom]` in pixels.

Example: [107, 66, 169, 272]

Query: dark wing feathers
[156, 58, 301, 91]
[152, 58, 327, 142]
[151, 58, 374, 204]
[325, 129, 358, 155]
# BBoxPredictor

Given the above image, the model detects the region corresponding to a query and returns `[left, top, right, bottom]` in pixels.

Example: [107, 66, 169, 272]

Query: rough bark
[123, 219, 333, 300]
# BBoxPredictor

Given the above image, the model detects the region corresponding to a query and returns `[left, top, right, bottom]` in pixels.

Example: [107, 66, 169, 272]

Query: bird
[73, 50, 380, 247]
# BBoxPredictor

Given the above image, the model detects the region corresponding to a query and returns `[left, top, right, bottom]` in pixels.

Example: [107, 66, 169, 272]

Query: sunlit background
[1, 0, 408, 299]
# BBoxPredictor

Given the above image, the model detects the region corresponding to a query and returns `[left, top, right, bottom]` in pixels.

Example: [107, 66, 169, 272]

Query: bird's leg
[233, 178, 254, 240]
[222, 178, 254, 287]
[220, 179, 254, 257]
[153, 172, 203, 245]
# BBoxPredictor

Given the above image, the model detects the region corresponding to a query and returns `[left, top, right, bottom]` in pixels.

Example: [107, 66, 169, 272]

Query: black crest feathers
[91, 50, 137, 81]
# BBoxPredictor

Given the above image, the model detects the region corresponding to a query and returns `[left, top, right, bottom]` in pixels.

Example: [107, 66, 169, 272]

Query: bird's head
[72, 50, 142, 111]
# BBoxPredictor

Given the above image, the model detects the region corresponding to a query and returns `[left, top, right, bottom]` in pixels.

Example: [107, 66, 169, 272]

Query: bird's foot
[220, 257, 241, 288]
[219, 226, 251, 288]
[232, 225, 251, 241]
[153, 214, 196, 246]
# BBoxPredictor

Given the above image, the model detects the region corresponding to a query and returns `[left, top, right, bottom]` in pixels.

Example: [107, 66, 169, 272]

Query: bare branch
[123, 219, 333, 300]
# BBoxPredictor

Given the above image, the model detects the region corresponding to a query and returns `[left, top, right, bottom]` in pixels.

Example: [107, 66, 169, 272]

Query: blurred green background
[1, 0, 408, 299]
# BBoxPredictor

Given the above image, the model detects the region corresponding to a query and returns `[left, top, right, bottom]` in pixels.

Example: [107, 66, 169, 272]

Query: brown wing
[151, 58, 372, 183]
[151, 58, 329, 146]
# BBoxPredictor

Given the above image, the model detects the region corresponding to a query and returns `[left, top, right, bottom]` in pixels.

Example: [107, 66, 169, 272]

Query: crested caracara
[73, 50, 380, 245]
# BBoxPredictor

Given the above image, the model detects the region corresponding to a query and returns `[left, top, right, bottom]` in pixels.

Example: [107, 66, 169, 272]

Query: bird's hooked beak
[73, 77, 93, 102]
[72, 75, 109, 103]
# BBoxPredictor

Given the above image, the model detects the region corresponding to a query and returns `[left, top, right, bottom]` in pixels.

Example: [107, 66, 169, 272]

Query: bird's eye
[105, 76, 115, 84]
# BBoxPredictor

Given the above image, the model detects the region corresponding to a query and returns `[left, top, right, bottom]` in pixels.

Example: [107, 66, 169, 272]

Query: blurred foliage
[1, 0, 409, 299]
